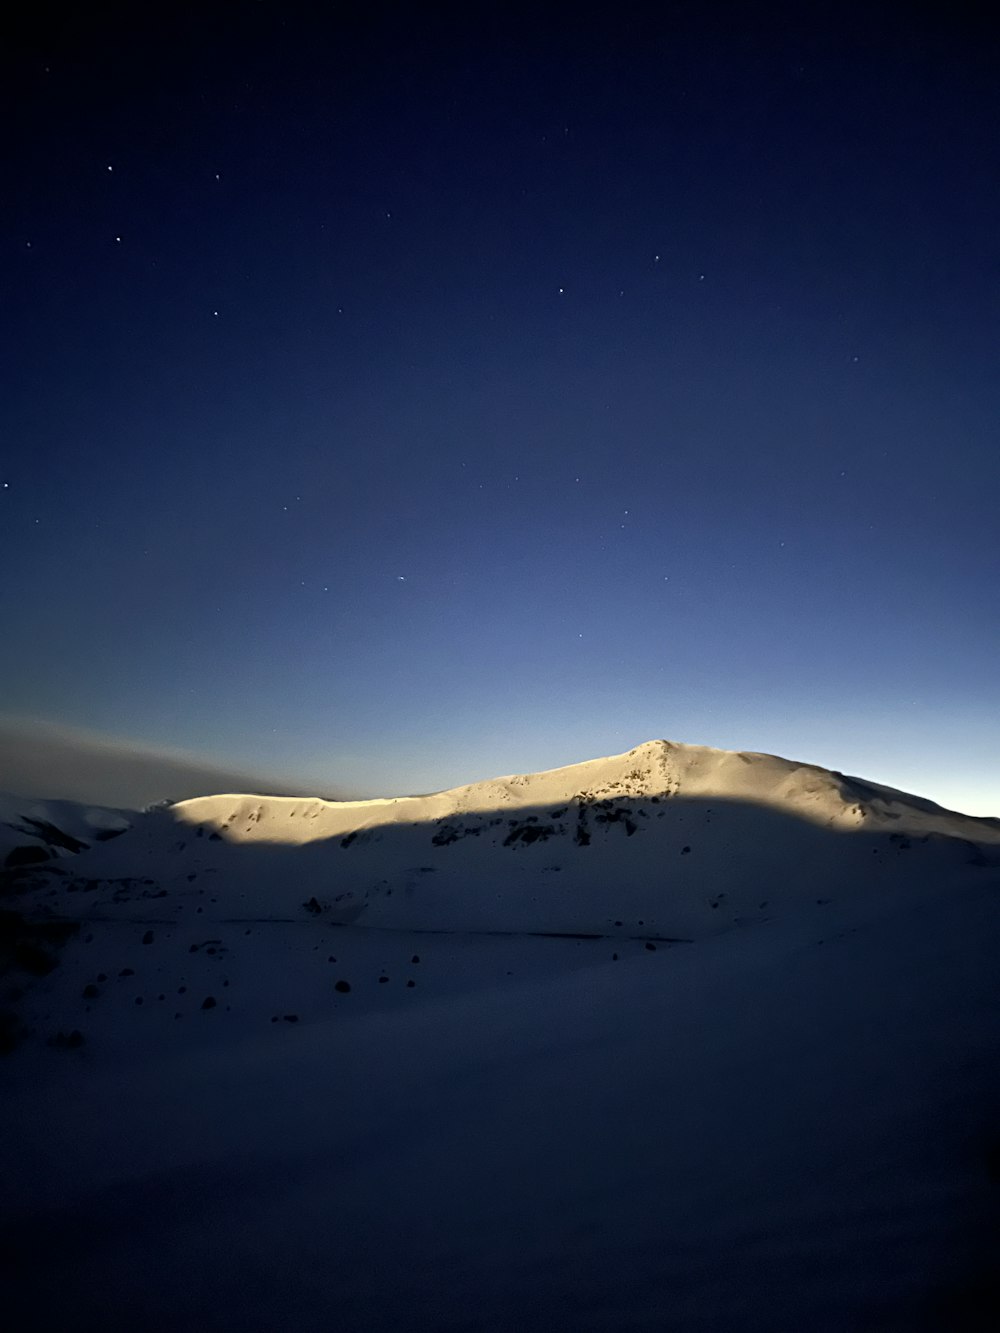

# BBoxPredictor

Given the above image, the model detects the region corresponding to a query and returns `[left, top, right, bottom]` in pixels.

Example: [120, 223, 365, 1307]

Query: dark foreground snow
[2, 871, 998, 1331]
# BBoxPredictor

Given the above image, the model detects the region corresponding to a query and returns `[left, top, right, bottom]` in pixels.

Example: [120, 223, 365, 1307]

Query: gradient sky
[3, 3, 998, 812]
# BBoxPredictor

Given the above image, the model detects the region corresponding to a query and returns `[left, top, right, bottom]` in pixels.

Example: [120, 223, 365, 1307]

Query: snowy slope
[0, 790, 133, 866]
[3, 866, 998, 1331]
[2, 739, 998, 1331]
[11, 738, 998, 937]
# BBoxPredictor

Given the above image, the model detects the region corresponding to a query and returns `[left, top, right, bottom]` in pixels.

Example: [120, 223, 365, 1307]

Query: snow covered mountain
[11, 738, 998, 937]
[0, 790, 133, 868]
[2, 740, 998, 1331]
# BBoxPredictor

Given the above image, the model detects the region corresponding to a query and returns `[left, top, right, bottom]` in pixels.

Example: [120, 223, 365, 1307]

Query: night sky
[3, 3, 998, 812]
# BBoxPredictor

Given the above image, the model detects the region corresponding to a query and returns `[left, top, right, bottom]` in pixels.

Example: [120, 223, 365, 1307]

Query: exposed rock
[48, 1029, 85, 1049]
[13, 941, 58, 976]
[4, 845, 50, 869]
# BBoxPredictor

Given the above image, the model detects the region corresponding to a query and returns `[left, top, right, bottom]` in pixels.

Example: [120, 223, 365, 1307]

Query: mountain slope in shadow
[9, 738, 998, 940]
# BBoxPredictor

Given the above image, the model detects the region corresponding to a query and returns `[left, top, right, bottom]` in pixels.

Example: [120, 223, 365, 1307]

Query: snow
[2, 739, 998, 1330]
[0, 790, 134, 864]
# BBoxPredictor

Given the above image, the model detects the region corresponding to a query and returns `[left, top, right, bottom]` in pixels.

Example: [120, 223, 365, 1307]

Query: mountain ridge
[9, 738, 997, 943]
[164, 737, 997, 844]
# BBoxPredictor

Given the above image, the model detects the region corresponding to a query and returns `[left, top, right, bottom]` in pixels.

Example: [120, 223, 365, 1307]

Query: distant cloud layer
[0, 716, 341, 809]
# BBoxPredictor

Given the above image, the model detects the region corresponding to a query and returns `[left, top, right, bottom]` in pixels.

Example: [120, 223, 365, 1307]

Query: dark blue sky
[3, 2, 998, 811]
